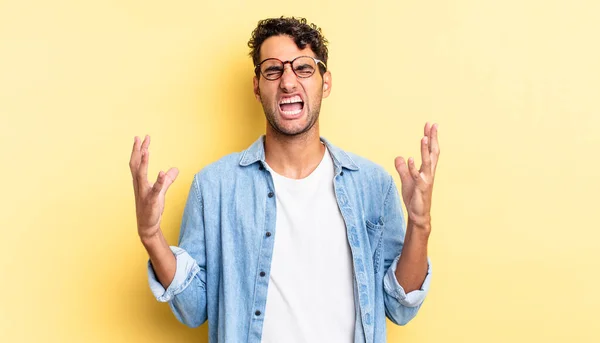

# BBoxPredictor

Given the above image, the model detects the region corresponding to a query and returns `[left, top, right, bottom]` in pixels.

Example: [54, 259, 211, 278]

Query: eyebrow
[294, 63, 312, 68]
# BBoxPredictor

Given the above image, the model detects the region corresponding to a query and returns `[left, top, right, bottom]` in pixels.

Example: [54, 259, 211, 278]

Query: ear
[253, 76, 261, 101]
[322, 71, 332, 98]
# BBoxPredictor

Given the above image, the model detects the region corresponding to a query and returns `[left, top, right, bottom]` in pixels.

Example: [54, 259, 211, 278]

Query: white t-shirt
[261, 147, 356, 343]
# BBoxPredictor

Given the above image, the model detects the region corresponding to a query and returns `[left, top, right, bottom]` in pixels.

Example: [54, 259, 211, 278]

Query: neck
[264, 124, 325, 179]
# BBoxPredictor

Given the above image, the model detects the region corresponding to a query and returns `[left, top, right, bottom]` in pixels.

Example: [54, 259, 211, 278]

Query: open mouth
[279, 95, 304, 116]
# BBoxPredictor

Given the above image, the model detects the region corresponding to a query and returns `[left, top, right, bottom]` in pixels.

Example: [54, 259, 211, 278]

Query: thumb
[159, 167, 179, 196]
[394, 156, 410, 184]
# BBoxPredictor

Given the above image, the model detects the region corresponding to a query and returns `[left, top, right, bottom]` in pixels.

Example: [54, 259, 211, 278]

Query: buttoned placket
[248, 162, 278, 342]
[333, 167, 374, 343]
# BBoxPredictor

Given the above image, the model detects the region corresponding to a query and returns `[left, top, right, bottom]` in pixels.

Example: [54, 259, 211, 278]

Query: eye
[263, 66, 283, 78]
[294, 64, 315, 77]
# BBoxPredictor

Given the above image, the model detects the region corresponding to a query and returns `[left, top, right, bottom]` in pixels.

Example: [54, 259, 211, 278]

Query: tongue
[280, 102, 303, 112]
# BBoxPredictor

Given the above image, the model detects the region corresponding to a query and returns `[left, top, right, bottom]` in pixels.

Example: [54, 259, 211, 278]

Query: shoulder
[326, 139, 392, 182]
[325, 139, 394, 195]
[190, 136, 266, 191]
[193, 152, 245, 185]
[346, 151, 394, 191]
[347, 151, 390, 178]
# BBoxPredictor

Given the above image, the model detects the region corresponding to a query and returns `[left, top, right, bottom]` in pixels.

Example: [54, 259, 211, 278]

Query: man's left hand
[394, 122, 440, 232]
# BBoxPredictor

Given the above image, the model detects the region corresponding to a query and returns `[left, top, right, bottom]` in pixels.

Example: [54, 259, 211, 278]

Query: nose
[279, 63, 298, 92]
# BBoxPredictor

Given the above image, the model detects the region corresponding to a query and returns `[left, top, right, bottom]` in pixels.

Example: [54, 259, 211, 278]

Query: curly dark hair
[248, 17, 329, 77]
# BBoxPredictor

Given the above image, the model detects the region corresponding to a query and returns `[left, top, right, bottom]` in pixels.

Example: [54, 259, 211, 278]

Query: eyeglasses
[255, 56, 327, 81]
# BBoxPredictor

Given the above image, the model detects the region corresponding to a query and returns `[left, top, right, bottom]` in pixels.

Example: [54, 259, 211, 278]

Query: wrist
[139, 229, 162, 248]
[407, 215, 432, 236]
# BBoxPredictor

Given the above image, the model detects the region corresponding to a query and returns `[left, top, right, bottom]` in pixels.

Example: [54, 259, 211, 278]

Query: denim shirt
[148, 136, 432, 343]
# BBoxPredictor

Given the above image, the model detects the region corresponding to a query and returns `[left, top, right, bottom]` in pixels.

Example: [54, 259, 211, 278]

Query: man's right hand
[129, 135, 179, 242]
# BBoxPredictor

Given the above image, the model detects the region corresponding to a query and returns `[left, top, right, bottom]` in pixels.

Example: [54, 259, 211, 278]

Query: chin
[271, 118, 318, 137]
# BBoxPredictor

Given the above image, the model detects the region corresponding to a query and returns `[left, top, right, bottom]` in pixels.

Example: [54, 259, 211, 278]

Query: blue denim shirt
[148, 136, 431, 343]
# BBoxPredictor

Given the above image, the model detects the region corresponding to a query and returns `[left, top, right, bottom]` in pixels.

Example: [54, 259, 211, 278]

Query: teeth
[282, 109, 302, 115]
[279, 95, 303, 104]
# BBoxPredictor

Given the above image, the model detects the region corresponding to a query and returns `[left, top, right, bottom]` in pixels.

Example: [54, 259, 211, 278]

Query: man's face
[253, 35, 332, 137]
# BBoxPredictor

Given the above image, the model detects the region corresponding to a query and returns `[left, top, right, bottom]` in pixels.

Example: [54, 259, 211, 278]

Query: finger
[141, 134, 151, 151]
[429, 123, 440, 172]
[151, 170, 165, 196]
[420, 136, 432, 177]
[424, 122, 431, 138]
[129, 136, 141, 175]
[129, 137, 142, 195]
[408, 157, 421, 181]
[394, 156, 411, 183]
[137, 135, 151, 185]
[158, 167, 180, 197]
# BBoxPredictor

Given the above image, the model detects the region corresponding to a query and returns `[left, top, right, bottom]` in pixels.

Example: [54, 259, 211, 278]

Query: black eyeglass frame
[254, 56, 327, 80]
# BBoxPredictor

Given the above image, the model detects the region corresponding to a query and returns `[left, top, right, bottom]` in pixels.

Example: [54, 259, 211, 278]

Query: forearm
[395, 219, 430, 293]
[141, 229, 176, 289]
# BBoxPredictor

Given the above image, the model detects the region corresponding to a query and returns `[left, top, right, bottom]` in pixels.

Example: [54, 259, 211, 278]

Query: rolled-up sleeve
[147, 247, 201, 302]
[384, 255, 431, 307]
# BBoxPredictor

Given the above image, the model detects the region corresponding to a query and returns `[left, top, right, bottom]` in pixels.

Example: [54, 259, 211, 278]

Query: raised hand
[394, 123, 440, 230]
[129, 135, 179, 241]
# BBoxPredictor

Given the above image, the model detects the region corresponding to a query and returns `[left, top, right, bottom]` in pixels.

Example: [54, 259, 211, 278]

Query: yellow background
[1, 0, 599, 342]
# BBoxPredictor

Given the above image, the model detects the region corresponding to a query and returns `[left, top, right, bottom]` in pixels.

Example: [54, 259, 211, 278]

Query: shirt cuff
[147, 246, 201, 302]
[383, 255, 432, 308]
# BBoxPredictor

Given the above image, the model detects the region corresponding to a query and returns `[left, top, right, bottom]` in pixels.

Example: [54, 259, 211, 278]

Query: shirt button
[268, 192, 274, 198]
[255, 310, 261, 316]
[340, 171, 344, 176]
[265, 232, 272, 237]
[260, 271, 266, 277]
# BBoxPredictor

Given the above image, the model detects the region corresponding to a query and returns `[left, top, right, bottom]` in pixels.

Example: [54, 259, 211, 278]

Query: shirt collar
[238, 135, 359, 171]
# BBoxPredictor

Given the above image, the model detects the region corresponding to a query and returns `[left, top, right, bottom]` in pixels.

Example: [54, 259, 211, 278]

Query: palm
[135, 183, 163, 229]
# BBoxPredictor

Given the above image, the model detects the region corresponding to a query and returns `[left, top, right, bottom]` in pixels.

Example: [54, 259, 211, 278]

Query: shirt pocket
[365, 218, 384, 273]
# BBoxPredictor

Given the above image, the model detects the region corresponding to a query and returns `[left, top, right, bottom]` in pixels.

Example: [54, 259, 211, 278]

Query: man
[129, 17, 439, 343]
